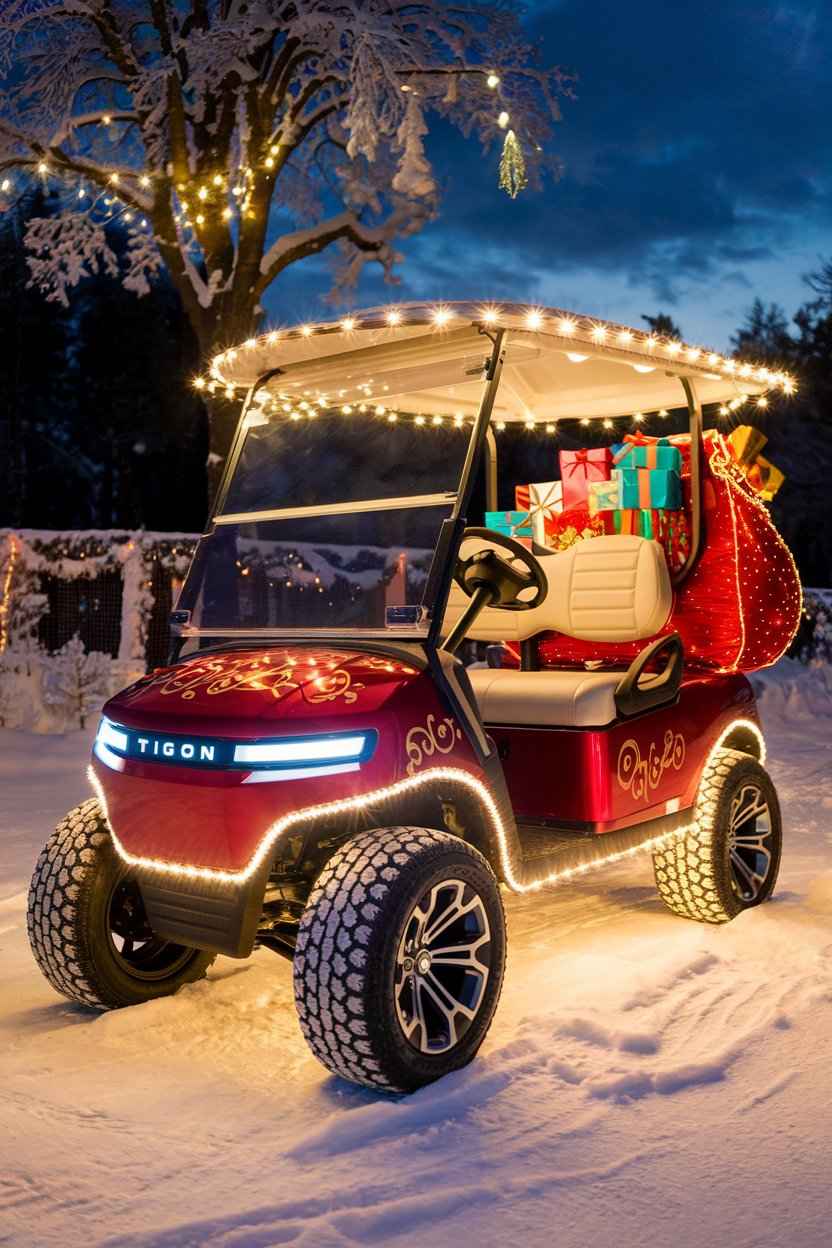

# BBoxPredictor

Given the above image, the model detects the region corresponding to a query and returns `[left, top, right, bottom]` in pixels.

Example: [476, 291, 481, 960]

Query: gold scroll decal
[617, 729, 686, 801]
[148, 655, 363, 703]
[405, 714, 462, 776]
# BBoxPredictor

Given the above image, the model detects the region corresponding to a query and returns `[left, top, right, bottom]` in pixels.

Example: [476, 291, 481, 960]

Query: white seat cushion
[442, 534, 671, 644]
[468, 667, 622, 728]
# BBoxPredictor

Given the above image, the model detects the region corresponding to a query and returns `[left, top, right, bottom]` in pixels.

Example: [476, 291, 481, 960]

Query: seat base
[468, 666, 622, 729]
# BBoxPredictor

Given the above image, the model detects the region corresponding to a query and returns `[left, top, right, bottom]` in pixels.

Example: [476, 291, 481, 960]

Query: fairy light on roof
[205, 303, 797, 411]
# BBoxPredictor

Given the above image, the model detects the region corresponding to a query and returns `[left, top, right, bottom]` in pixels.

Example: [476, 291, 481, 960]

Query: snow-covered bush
[790, 590, 832, 664]
[0, 651, 19, 727]
[42, 636, 112, 730]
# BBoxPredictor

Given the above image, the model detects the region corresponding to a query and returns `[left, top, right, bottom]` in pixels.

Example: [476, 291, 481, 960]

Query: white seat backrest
[440, 534, 672, 643]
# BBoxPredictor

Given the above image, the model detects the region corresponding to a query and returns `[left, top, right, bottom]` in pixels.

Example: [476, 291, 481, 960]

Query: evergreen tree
[731, 298, 794, 364]
[641, 312, 683, 340]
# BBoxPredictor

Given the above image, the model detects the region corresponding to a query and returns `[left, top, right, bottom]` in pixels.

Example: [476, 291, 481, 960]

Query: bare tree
[0, 1, 572, 461]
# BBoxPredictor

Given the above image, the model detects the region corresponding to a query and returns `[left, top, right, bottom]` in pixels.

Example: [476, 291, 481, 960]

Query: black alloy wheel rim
[727, 782, 775, 902]
[394, 878, 492, 1054]
[106, 878, 196, 980]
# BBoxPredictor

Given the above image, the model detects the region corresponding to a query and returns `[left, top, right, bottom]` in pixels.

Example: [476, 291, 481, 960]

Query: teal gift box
[485, 510, 533, 537]
[612, 438, 682, 472]
[612, 466, 682, 510]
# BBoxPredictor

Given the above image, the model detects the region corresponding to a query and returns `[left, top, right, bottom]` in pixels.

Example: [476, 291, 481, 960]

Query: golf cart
[28, 303, 798, 1093]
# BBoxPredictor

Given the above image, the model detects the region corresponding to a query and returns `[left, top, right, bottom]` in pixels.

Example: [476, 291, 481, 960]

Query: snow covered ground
[2, 660, 832, 1248]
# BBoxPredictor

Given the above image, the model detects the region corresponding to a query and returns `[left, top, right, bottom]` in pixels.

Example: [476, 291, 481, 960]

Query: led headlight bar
[233, 734, 369, 766]
[97, 717, 128, 753]
[92, 717, 377, 779]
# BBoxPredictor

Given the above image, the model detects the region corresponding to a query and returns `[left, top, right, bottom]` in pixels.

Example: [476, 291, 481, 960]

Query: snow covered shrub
[790, 590, 832, 665]
[0, 651, 19, 726]
[42, 636, 112, 730]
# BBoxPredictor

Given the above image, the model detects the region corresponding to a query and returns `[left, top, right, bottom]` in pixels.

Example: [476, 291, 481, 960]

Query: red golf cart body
[89, 302, 794, 959]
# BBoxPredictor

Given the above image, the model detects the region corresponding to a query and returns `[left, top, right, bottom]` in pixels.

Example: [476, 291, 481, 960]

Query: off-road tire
[653, 747, 782, 924]
[28, 798, 215, 1009]
[293, 827, 506, 1093]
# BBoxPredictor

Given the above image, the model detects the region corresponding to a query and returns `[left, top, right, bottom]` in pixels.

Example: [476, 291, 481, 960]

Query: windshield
[177, 340, 491, 636]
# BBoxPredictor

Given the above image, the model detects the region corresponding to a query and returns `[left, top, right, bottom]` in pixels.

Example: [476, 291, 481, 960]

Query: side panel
[488, 673, 758, 832]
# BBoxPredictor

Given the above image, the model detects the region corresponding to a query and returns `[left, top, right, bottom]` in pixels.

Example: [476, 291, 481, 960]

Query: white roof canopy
[205, 302, 795, 423]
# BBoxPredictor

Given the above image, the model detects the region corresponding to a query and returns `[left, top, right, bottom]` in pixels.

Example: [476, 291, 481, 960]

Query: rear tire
[653, 747, 782, 924]
[28, 798, 215, 1009]
[293, 827, 506, 1093]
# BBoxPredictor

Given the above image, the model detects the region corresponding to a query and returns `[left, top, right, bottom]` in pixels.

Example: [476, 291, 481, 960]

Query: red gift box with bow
[558, 447, 612, 509]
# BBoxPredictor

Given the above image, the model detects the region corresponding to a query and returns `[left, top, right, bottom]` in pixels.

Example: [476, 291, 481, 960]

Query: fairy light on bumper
[88, 719, 765, 891]
[93, 717, 376, 781]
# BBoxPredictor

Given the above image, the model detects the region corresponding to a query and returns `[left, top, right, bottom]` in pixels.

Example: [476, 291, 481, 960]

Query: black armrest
[614, 632, 683, 718]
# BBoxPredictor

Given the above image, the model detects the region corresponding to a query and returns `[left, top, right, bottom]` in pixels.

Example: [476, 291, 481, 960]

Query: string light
[0, 534, 19, 652]
[208, 304, 797, 407]
[88, 719, 768, 893]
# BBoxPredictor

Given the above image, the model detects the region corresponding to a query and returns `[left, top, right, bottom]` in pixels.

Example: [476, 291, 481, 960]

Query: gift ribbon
[563, 448, 591, 477]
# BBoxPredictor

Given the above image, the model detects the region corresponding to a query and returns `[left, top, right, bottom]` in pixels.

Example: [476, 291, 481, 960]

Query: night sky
[265, 1, 831, 351]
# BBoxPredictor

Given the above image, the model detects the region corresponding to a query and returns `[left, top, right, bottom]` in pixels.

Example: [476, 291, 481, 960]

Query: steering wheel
[454, 527, 548, 612]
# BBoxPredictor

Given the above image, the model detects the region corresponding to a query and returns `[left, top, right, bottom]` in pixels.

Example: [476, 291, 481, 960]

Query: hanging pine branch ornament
[499, 129, 528, 199]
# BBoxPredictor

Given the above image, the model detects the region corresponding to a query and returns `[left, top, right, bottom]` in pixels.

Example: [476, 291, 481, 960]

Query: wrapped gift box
[547, 506, 610, 551]
[515, 481, 563, 545]
[727, 424, 768, 466]
[746, 455, 784, 501]
[613, 465, 682, 510]
[612, 435, 682, 472]
[611, 509, 691, 571]
[587, 478, 620, 515]
[484, 510, 533, 538]
[661, 510, 692, 571]
[559, 447, 612, 509]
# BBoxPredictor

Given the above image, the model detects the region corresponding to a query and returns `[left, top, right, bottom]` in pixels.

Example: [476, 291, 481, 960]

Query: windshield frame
[174, 331, 505, 644]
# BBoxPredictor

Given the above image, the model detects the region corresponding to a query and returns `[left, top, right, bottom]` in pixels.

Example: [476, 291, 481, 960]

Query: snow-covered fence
[0, 529, 197, 731]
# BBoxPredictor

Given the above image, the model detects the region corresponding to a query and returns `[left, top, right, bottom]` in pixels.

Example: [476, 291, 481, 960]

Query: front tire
[653, 747, 782, 924]
[293, 827, 506, 1093]
[28, 798, 215, 1009]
